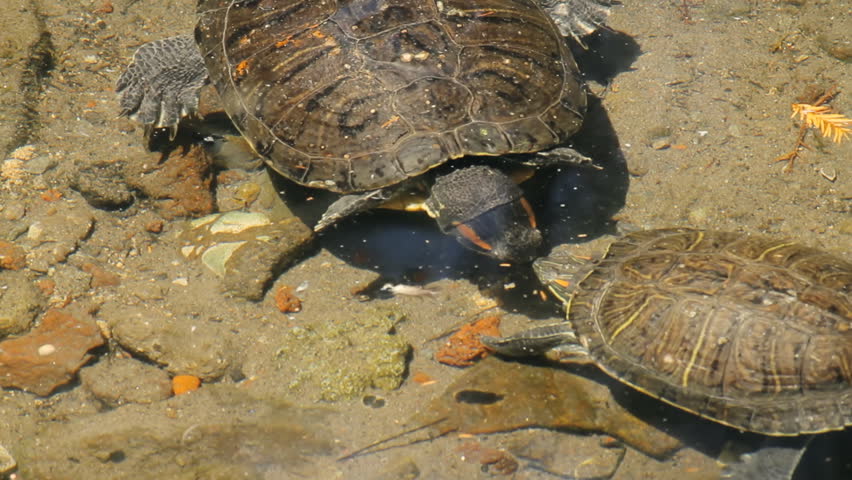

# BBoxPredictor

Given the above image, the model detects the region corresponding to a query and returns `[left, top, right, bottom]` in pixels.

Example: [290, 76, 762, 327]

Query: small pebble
[38, 344, 56, 356]
[172, 374, 201, 395]
[22, 156, 56, 174]
[651, 138, 671, 150]
[145, 220, 164, 233]
[2, 203, 26, 221]
[0, 444, 15, 474]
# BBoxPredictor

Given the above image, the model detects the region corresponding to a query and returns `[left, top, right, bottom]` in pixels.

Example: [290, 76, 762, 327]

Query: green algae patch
[275, 309, 411, 402]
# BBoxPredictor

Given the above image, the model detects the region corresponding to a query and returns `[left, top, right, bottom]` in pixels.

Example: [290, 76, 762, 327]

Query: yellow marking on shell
[756, 242, 797, 261]
[609, 295, 656, 341]
[681, 310, 712, 388]
[768, 335, 782, 393]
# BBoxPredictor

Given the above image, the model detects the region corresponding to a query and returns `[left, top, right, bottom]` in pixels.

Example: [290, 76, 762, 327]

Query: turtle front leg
[482, 323, 591, 362]
[314, 189, 391, 232]
[538, 0, 612, 43]
[116, 35, 208, 137]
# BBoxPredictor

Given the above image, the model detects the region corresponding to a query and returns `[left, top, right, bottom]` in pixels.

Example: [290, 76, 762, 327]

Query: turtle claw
[540, 0, 612, 45]
[116, 35, 208, 136]
[526, 146, 599, 169]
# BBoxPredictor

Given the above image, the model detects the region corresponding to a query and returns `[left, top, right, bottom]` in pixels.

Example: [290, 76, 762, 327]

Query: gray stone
[180, 212, 314, 300]
[15, 385, 338, 480]
[80, 357, 172, 407]
[100, 301, 236, 380]
[71, 164, 134, 210]
[22, 201, 94, 273]
[0, 270, 45, 337]
[22, 155, 56, 175]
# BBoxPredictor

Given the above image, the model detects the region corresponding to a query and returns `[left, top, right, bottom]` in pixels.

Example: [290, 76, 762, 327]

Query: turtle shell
[194, 0, 585, 193]
[537, 228, 852, 435]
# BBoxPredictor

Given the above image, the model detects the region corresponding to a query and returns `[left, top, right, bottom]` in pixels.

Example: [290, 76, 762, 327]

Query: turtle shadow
[571, 27, 642, 87]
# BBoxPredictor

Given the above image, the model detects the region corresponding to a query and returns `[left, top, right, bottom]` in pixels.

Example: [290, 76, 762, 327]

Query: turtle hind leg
[116, 35, 208, 137]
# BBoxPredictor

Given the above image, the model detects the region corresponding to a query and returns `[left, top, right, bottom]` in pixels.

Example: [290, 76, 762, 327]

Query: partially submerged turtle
[116, 0, 612, 262]
[484, 228, 852, 478]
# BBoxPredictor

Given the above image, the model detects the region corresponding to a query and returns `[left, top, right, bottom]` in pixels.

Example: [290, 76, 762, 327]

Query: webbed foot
[315, 190, 391, 232]
[540, 0, 612, 44]
[116, 35, 208, 137]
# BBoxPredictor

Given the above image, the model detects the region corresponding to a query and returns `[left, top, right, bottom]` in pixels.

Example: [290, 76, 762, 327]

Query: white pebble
[38, 344, 56, 356]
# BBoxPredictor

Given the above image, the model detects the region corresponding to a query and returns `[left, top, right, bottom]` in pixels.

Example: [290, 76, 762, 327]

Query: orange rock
[145, 220, 164, 233]
[40, 189, 63, 202]
[81, 262, 121, 287]
[411, 371, 436, 386]
[36, 278, 56, 296]
[435, 315, 501, 367]
[274, 285, 302, 313]
[0, 308, 104, 396]
[125, 145, 214, 220]
[172, 374, 201, 395]
[0, 240, 26, 270]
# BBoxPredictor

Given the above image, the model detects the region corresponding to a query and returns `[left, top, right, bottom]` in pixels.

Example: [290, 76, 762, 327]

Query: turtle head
[425, 165, 543, 263]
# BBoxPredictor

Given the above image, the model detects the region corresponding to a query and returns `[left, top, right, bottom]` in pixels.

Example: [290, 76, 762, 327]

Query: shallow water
[0, 1, 850, 479]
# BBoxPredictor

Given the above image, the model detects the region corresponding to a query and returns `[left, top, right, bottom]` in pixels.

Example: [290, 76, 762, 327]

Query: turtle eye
[454, 223, 493, 252]
[519, 197, 537, 229]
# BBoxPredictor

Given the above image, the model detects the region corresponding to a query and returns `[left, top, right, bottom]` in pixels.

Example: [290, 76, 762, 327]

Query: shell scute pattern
[196, 0, 584, 192]
[553, 228, 852, 435]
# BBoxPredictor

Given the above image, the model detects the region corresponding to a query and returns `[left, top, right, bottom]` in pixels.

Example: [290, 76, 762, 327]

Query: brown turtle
[115, 0, 612, 262]
[484, 228, 852, 478]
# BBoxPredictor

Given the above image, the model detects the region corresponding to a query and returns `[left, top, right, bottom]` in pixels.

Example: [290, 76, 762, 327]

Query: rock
[0, 308, 104, 396]
[21, 155, 56, 175]
[79, 357, 173, 407]
[410, 356, 683, 458]
[651, 138, 671, 150]
[14, 385, 338, 480]
[0, 444, 14, 475]
[100, 301, 236, 380]
[435, 315, 501, 367]
[0, 270, 45, 336]
[71, 163, 134, 210]
[1, 201, 26, 222]
[80, 261, 121, 287]
[21, 200, 94, 273]
[0, 240, 27, 270]
[506, 429, 636, 479]
[372, 458, 420, 480]
[123, 144, 215, 219]
[180, 211, 314, 300]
